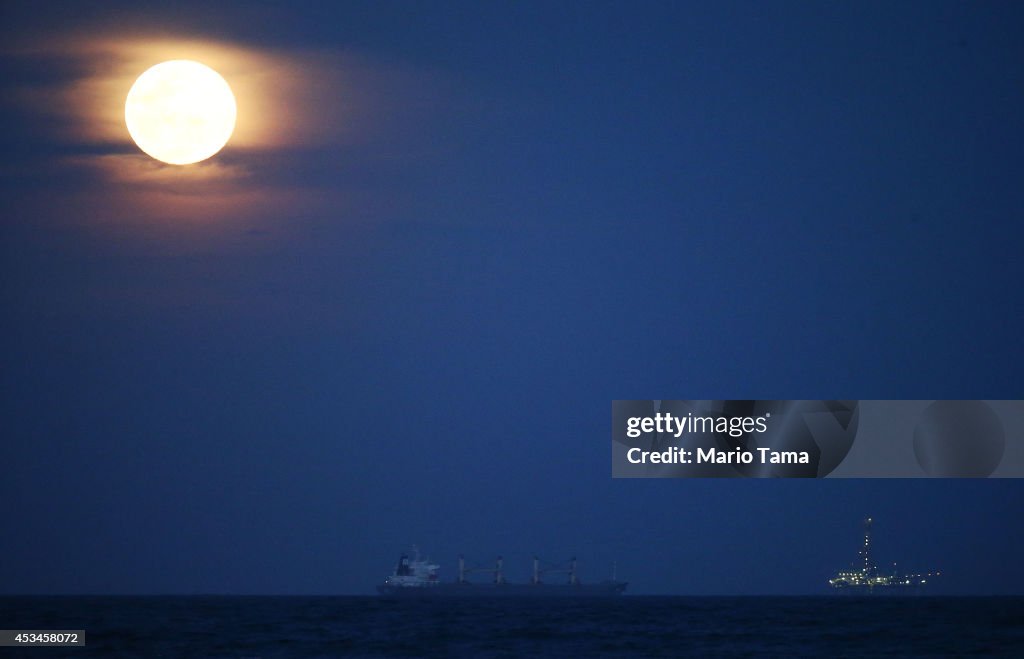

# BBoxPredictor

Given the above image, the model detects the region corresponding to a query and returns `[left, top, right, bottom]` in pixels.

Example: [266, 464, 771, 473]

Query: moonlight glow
[125, 60, 237, 165]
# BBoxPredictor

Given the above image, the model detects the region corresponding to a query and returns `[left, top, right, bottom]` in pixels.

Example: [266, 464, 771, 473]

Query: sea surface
[1, 596, 1022, 657]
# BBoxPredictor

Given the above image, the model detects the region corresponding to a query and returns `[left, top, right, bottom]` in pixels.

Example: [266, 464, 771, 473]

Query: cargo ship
[828, 517, 940, 593]
[377, 548, 627, 597]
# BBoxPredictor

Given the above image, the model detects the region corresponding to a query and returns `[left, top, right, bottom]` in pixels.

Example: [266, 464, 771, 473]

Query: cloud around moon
[3, 29, 457, 224]
[18, 35, 352, 151]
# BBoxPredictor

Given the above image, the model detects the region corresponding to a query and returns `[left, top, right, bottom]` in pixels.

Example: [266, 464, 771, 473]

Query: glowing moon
[125, 60, 236, 165]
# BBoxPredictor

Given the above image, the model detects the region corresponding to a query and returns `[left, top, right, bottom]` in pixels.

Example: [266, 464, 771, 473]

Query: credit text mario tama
[613, 400, 1022, 478]
[613, 400, 859, 478]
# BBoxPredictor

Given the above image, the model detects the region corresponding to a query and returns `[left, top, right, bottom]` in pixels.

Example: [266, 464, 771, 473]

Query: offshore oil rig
[829, 517, 940, 593]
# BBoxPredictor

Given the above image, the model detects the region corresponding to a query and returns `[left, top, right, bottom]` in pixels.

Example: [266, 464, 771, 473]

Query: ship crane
[458, 555, 505, 584]
[532, 556, 579, 585]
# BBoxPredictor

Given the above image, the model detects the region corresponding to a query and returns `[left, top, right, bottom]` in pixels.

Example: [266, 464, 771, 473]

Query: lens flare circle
[125, 60, 236, 166]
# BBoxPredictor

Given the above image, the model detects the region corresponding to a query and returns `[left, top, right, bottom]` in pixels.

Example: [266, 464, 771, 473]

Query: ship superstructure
[381, 547, 441, 589]
[378, 547, 627, 597]
[828, 517, 940, 593]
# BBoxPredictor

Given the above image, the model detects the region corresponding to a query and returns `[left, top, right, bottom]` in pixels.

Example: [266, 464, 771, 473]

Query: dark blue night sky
[2, 2, 1022, 595]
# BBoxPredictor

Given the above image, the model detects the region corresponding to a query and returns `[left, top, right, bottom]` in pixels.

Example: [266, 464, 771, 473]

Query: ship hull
[377, 582, 627, 598]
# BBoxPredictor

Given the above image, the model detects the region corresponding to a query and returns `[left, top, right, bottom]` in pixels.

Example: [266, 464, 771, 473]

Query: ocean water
[1, 596, 1022, 657]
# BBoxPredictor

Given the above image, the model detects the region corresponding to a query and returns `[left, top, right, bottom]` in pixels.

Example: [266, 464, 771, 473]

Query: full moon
[125, 60, 237, 165]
